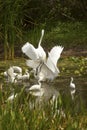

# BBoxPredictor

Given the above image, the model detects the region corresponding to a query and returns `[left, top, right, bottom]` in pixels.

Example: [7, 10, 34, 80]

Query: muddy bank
[62, 50, 87, 57]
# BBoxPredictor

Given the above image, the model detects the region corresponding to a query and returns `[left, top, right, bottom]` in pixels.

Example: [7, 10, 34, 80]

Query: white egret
[26, 45, 64, 81]
[28, 80, 41, 91]
[35, 46, 64, 81]
[4, 66, 22, 77]
[4, 65, 30, 82]
[4, 66, 23, 83]
[70, 77, 75, 89]
[22, 29, 64, 81]
[12, 66, 22, 73]
[7, 66, 17, 83]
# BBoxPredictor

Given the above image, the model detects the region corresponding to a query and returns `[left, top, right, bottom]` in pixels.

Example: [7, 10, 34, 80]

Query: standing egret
[70, 77, 75, 89]
[4, 66, 22, 83]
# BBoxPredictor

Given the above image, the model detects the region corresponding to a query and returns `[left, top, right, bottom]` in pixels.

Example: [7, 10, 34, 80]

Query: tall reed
[0, 0, 26, 60]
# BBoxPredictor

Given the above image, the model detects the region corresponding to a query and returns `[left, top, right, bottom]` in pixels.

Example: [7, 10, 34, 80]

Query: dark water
[0, 74, 87, 110]
[21, 76, 87, 108]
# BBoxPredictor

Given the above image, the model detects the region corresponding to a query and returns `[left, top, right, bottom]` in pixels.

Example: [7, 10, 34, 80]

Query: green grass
[0, 57, 87, 129]
[0, 81, 87, 130]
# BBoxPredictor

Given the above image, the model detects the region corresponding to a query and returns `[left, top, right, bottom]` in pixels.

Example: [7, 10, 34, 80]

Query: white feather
[26, 59, 41, 69]
[22, 42, 39, 60]
[12, 66, 22, 73]
[47, 53, 60, 74]
[48, 46, 64, 66]
[37, 46, 63, 81]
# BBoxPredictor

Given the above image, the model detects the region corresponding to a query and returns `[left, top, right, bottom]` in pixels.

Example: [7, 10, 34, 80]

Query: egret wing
[26, 60, 40, 69]
[49, 46, 64, 66]
[22, 42, 39, 60]
[47, 54, 60, 74]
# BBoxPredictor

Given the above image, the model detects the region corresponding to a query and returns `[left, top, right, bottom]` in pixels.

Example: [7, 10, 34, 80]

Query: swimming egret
[29, 80, 41, 91]
[4, 66, 22, 78]
[7, 66, 17, 83]
[22, 29, 46, 61]
[4, 66, 22, 83]
[70, 77, 75, 89]
[12, 66, 22, 73]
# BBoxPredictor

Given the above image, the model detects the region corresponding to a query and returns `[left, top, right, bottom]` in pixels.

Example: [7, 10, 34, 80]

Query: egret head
[71, 77, 73, 81]
[42, 29, 44, 36]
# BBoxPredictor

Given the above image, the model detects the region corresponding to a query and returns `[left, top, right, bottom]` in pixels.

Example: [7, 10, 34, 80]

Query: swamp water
[0, 74, 87, 112]
[0, 56, 87, 115]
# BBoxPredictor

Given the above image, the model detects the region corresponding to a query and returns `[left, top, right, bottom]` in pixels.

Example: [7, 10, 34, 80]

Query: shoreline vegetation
[0, 21, 87, 60]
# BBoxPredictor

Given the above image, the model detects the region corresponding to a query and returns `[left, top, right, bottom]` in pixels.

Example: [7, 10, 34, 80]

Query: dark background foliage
[0, 0, 87, 59]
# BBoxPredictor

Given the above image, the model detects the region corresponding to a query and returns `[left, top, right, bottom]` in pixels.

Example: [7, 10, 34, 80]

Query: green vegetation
[0, 56, 87, 130]
[0, 0, 87, 59]
[0, 90, 87, 130]
[25, 22, 87, 50]
[0, 56, 87, 77]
